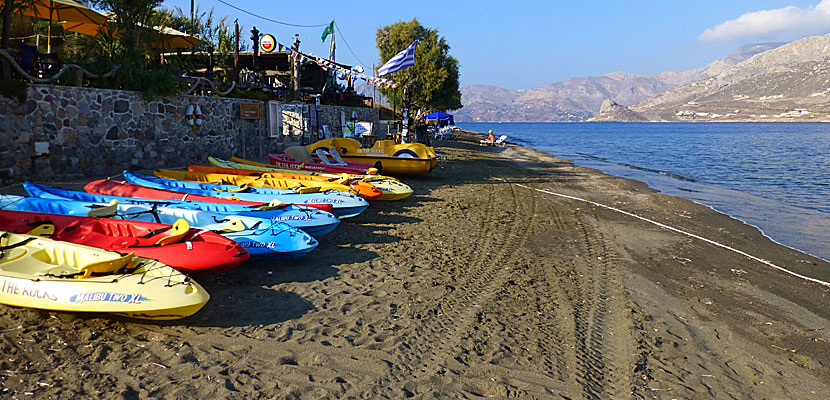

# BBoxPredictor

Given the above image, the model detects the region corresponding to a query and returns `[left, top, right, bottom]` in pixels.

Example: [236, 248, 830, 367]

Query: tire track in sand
[388, 181, 538, 391]
[527, 196, 579, 385]
[382, 182, 498, 379]
[569, 209, 639, 399]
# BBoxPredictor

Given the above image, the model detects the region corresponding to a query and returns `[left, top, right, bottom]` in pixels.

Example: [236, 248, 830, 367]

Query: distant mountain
[630, 34, 830, 121]
[454, 43, 785, 122]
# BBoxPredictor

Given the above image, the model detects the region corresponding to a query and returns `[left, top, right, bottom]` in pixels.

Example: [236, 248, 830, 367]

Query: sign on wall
[260, 34, 276, 53]
[355, 122, 373, 136]
[240, 103, 263, 119]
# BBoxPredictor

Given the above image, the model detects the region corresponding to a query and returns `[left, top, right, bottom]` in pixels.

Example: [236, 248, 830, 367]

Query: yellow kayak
[215, 157, 414, 201]
[306, 138, 437, 175]
[154, 169, 373, 198]
[0, 231, 209, 320]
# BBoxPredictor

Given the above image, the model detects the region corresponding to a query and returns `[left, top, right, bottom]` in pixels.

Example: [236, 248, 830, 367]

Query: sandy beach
[1, 132, 829, 399]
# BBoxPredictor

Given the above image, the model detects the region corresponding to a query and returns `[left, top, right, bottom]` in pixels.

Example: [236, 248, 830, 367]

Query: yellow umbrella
[150, 26, 203, 49]
[15, 0, 107, 53]
[61, 19, 203, 49]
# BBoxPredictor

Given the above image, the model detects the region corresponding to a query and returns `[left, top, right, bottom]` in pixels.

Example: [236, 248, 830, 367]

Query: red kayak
[268, 153, 375, 175]
[85, 179, 334, 213]
[0, 210, 249, 273]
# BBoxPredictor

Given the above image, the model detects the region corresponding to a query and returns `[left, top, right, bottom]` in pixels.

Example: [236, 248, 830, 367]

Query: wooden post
[292, 34, 301, 100]
[234, 20, 239, 71]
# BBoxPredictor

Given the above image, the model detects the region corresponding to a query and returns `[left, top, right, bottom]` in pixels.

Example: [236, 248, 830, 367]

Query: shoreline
[462, 128, 830, 279]
[541, 147, 830, 263]
[461, 122, 830, 262]
[1, 134, 829, 398]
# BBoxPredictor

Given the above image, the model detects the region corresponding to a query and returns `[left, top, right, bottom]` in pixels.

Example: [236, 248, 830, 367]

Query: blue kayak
[24, 182, 339, 237]
[0, 195, 317, 258]
[122, 171, 369, 219]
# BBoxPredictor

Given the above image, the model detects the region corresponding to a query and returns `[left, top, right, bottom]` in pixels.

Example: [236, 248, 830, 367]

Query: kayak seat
[257, 199, 286, 211]
[213, 184, 250, 193]
[294, 186, 320, 194]
[26, 222, 55, 237]
[77, 252, 136, 278]
[154, 219, 191, 246]
[88, 200, 119, 218]
[334, 173, 351, 185]
[215, 218, 247, 233]
[0, 233, 34, 263]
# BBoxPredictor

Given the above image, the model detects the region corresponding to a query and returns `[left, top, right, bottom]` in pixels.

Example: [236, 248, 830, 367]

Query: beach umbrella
[150, 26, 203, 49]
[14, 0, 108, 53]
[61, 18, 203, 49]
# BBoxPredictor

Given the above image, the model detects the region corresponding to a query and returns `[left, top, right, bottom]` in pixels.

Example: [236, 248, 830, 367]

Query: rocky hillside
[454, 43, 784, 122]
[632, 34, 830, 121]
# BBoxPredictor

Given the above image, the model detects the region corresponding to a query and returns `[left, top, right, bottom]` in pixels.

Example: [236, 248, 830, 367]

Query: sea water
[460, 122, 830, 261]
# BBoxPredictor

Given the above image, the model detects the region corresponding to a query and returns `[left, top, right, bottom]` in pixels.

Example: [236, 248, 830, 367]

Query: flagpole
[47, 2, 53, 53]
[329, 19, 335, 63]
[393, 84, 397, 132]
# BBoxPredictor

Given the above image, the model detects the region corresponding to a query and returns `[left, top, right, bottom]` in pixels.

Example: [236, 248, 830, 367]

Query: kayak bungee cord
[506, 180, 830, 288]
[120, 204, 163, 224]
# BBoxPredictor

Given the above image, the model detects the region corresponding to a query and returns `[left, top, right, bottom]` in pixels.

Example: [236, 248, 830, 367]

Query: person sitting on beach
[485, 130, 495, 143]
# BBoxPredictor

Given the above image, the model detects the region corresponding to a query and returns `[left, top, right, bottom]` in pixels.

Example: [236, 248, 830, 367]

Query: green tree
[155, 5, 245, 83]
[89, 0, 178, 97]
[376, 18, 461, 116]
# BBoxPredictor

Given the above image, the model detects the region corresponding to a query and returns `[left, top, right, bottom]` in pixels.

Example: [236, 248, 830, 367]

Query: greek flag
[377, 40, 418, 76]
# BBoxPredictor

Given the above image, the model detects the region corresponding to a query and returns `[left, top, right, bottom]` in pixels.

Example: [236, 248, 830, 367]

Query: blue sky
[159, 0, 829, 90]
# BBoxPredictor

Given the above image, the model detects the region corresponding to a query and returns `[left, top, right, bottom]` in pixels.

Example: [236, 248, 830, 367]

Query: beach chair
[314, 148, 336, 165]
[480, 135, 507, 147]
[326, 149, 350, 166]
[314, 148, 350, 166]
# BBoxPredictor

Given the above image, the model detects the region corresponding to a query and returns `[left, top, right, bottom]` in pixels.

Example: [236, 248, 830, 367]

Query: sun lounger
[480, 135, 507, 147]
[314, 148, 349, 166]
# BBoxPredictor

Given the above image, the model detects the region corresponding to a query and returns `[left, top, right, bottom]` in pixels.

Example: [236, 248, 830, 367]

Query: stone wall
[0, 84, 379, 186]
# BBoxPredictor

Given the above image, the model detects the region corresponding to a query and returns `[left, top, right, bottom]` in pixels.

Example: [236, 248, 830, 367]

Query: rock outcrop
[588, 99, 647, 122]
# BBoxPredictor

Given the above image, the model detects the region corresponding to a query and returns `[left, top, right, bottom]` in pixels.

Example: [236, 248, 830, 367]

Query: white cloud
[699, 0, 830, 41]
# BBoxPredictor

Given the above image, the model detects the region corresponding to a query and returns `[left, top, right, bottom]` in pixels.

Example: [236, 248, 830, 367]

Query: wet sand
[1, 132, 829, 398]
